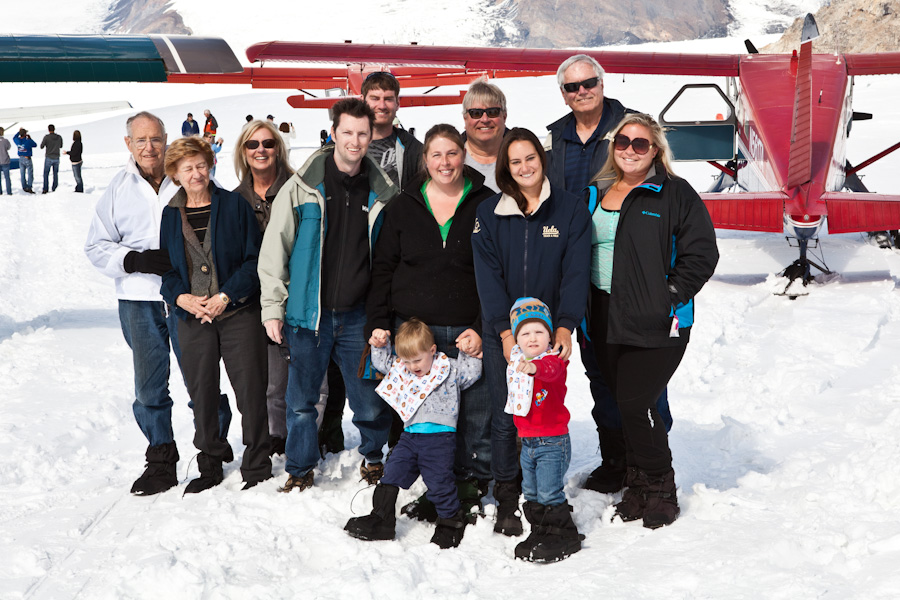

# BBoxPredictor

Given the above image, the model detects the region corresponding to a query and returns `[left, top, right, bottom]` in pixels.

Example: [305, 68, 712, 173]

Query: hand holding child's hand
[369, 328, 390, 348]
[513, 358, 536, 375]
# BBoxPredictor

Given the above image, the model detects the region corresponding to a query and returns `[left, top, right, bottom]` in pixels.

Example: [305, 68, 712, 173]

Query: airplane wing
[0, 34, 242, 83]
[844, 53, 900, 76]
[0, 101, 133, 125]
[700, 192, 787, 232]
[822, 192, 900, 233]
[244, 41, 742, 77]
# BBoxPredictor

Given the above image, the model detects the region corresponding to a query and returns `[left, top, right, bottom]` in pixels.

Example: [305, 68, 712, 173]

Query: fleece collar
[494, 177, 552, 217]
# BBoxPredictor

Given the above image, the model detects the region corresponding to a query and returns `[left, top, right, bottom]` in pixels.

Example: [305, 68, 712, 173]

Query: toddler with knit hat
[506, 297, 583, 563]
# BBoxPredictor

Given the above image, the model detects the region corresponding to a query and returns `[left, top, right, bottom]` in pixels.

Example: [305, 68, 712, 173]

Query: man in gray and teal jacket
[258, 98, 399, 493]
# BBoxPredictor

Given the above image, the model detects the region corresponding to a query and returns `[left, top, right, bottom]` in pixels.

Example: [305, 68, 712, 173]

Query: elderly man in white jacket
[84, 111, 231, 496]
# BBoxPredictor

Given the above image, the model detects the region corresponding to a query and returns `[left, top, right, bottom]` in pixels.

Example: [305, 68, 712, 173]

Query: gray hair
[462, 79, 507, 113]
[556, 54, 605, 88]
[126, 111, 166, 137]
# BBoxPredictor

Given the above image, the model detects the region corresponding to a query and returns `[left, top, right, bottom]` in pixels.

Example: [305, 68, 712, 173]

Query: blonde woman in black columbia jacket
[585, 113, 718, 530]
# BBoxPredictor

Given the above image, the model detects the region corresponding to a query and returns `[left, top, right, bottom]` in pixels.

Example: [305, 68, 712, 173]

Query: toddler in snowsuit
[506, 297, 583, 562]
[344, 318, 482, 548]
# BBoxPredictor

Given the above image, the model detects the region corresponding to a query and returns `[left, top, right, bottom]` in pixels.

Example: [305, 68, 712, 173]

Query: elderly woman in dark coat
[160, 136, 271, 493]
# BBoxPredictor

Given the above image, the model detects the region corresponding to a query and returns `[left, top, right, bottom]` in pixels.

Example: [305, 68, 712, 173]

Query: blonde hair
[395, 318, 436, 359]
[592, 113, 676, 186]
[164, 136, 214, 181]
[233, 120, 293, 182]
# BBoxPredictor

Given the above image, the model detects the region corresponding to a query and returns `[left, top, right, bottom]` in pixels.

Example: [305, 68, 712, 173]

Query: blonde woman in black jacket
[586, 113, 718, 529]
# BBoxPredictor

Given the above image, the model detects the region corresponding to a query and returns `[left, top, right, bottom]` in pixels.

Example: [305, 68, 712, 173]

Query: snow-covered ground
[4, 4, 900, 598]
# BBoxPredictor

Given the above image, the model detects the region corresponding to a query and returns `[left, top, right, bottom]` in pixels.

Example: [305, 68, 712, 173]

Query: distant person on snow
[203, 109, 218, 136]
[182, 112, 200, 137]
[0, 127, 12, 195]
[40, 124, 63, 194]
[63, 130, 84, 193]
[84, 111, 232, 497]
[13, 128, 37, 194]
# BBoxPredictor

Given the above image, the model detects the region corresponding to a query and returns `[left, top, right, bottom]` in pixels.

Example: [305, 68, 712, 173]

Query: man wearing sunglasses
[544, 55, 672, 496]
[461, 80, 509, 193]
[362, 72, 423, 192]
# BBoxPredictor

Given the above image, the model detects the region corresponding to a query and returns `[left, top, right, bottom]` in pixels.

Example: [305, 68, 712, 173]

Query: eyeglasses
[130, 137, 164, 149]
[244, 139, 277, 150]
[561, 77, 600, 93]
[465, 107, 503, 119]
[613, 134, 654, 155]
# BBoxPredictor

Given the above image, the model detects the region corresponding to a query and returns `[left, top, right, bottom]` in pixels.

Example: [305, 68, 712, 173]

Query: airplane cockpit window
[662, 86, 734, 123]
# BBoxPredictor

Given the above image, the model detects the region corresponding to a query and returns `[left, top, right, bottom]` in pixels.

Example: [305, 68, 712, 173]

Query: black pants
[178, 306, 271, 483]
[589, 286, 685, 476]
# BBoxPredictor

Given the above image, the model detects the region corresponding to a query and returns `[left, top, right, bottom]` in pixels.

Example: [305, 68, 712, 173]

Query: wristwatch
[218, 292, 230, 305]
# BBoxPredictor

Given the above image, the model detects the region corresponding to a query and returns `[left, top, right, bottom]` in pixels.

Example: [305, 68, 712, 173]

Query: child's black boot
[430, 508, 467, 549]
[514, 501, 547, 560]
[524, 501, 583, 563]
[344, 483, 399, 541]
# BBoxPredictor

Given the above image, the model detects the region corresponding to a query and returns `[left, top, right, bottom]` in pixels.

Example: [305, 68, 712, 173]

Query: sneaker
[278, 471, 314, 493]
[359, 461, 384, 485]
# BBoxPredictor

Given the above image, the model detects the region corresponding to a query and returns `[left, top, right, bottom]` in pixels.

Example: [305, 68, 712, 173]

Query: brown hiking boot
[359, 461, 384, 485]
[278, 471, 314, 493]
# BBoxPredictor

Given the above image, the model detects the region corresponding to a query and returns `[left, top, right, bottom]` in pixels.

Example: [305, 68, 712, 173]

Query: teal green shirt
[422, 177, 473, 243]
[591, 206, 619, 292]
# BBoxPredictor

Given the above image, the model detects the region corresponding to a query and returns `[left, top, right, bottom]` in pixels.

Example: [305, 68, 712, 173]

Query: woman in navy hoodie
[471, 127, 590, 537]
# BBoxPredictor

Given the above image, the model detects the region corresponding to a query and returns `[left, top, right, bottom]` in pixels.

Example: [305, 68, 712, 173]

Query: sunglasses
[466, 107, 503, 119]
[613, 134, 654, 155]
[244, 139, 277, 150]
[562, 77, 600, 93]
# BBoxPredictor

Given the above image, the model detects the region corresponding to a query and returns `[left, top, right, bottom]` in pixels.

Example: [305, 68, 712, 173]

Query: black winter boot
[642, 469, 680, 529]
[582, 427, 627, 493]
[614, 467, 648, 522]
[184, 453, 224, 494]
[345, 484, 399, 541]
[131, 442, 179, 496]
[430, 509, 467, 549]
[514, 501, 547, 560]
[523, 502, 584, 563]
[492, 481, 523, 536]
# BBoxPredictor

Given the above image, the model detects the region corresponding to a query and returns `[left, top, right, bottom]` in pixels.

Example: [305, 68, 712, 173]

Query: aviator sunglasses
[466, 107, 503, 119]
[244, 138, 277, 150]
[613, 133, 654, 155]
[562, 76, 600, 93]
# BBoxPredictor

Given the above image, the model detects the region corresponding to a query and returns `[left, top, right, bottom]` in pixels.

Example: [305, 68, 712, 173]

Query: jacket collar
[592, 163, 664, 196]
[295, 145, 398, 204]
[494, 177, 551, 217]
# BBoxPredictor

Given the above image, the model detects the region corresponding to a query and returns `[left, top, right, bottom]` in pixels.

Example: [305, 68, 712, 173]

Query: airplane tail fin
[785, 14, 819, 189]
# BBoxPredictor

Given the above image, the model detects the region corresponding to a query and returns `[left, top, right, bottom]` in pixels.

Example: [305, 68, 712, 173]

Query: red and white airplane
[7, 20, 900, 290]
[168, 15, 900, 290]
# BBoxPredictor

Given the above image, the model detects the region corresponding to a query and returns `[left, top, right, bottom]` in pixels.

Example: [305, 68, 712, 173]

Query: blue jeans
[284, 305, 391, 477]
[483, 328, 519, 483]
[521, 434, 571, 506]
[0, 164, 11, 194]
[72, 162, 83, 192]
[43, 157, 59, 192]
[118, 300, 178, 447]
[19, 156, 33, 190]
[580, 329, 672, 432]
[395, 318, 492, 482]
